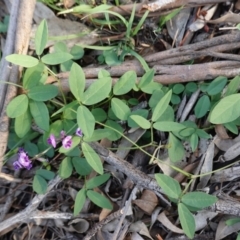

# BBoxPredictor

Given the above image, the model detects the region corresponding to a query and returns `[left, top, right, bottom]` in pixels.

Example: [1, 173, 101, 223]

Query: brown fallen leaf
[207, 12, 240, 24]
[142, 0, 188, 12]
[157, 210, 184, 234]
[133, 190, 158, 215]
[63, 0, 76, 8]
[236, 0, 240, 10]
[215, 124, 230, 139]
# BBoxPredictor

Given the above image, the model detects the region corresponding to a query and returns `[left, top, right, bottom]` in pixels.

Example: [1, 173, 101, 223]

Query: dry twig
[0, 175, 62, 233]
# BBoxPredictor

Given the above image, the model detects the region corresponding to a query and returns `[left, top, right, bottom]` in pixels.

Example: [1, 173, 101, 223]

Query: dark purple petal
[18, 154, 30, 167]
[47, 134, 56, 148]
[13, 161, 22, 170]
[76, 128, 83, 137]
[60, 130, 66, 140]
[62, 136, 72, 149]
[25, 163, 33, 170]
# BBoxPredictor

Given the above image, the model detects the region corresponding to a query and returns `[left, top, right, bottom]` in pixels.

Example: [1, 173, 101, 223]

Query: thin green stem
[97, 121, 191, 177]
[45, 66, 67, 105]
[182, 178, 193, 195]
[192, 159, 240, 178]
[0, 80, 23, 88]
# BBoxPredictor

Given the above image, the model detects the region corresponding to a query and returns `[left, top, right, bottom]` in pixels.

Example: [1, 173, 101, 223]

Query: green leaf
[149, 89, 165, 108]
[138, 69, 155, 89]
[224, 122, 238, 134]
[181, 192, 217, 209]
[209, 94, 240, 124]
[111, 98, 131, 120]
[186, 82, 198, 93]
[59, 136, 80, 153]
[35, 19, 48, 55]
[69, 63, 85, 101]
[168, 133, 185, 162]
[70, 45, 84, 60]
[65, 147, 81, 157]
[33, 175, 48, 194]
[72, 157, 92, 176]
[86, 173, 111, 189]
[159, 6, 183, 27]
[153, 121, 185, 132]
[6, 94, 28, 118]
[59, 157, 73, 179]
[104, 120, 123, 141]
[206, 76, 228, 96]
[171, 94, 181, 105]
[50, 120, 63, 136]
[128, 109, 148, 128]
[83, 129, 111, 142]
[5, 54, 39, 68]
[98, 69, 110, 78]
[82, 142, 103, 174]
[172, 84, 184, 94]
[189, 133, 198, 151]
[196, 129, 210, 139]
[156, 106, 175, 122]
[87, 190, 112, 209]
[155, 173, 181, 199]
[82, 76, 111, 105]
[179, 128, 196, 137]
[36, 169, 55, 180]
[77, 105, 95, 138]
[225, 76, 240, 96]
[194, 95, 210, 118]
[23, 63, 46, 89]
[74, 188, 86, 216]
[129, 115, 151, 129]
[103, 49, 121, 66]
[178, 203, 195, 239]
[0, 15, 9, 33]
[92, 108, 107, 122]
[141, 81, 162, 94]
[15, 109, 31, 138]
[128, 98, 139, 106]
[113, 70, 136, 95]
[24, 141, 38, 157]
[51, 100, 78, 117]
[41, 52, 73, 65]
[226, 218, 240, 226]
[29, 100, 49, 131]
[27, 85, 58, 101]
[152, 90, 172, 122]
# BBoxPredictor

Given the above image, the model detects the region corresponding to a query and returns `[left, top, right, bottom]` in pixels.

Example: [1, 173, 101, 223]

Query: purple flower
[47, 134, 56, 148]
[13, 148, 32, 170]
[60, 130, 66, 140]
[62, 136, 72, 149]
[76, 128, 83, 137]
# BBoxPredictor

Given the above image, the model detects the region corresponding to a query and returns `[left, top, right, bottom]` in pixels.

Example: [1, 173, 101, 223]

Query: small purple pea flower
[62, 136, 72, 149]
[60, 130, 66, 140]
[76, 128, 83, 137]
[47, 134, 56, 148]
[13, 148, 32, 170]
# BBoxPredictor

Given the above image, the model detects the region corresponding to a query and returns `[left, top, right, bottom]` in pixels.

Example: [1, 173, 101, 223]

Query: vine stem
[45, 66, 67, 105]
[97, 121, 191, 177]
[47, 100, 236, 180]
[0, 80, 23, 88]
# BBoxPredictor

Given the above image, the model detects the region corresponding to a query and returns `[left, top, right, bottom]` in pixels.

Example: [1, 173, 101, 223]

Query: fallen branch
[55, 61, 240, 91]
[0, 0, 36, 171]
[145, 31, 240, 63]
[0, 175, 62, 233]
[89, 142, 170, 205]
[87, 0, 227, 19]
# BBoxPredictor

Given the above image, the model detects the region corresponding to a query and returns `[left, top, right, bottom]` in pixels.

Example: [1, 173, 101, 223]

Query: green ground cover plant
[4, 18, 240, 239]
